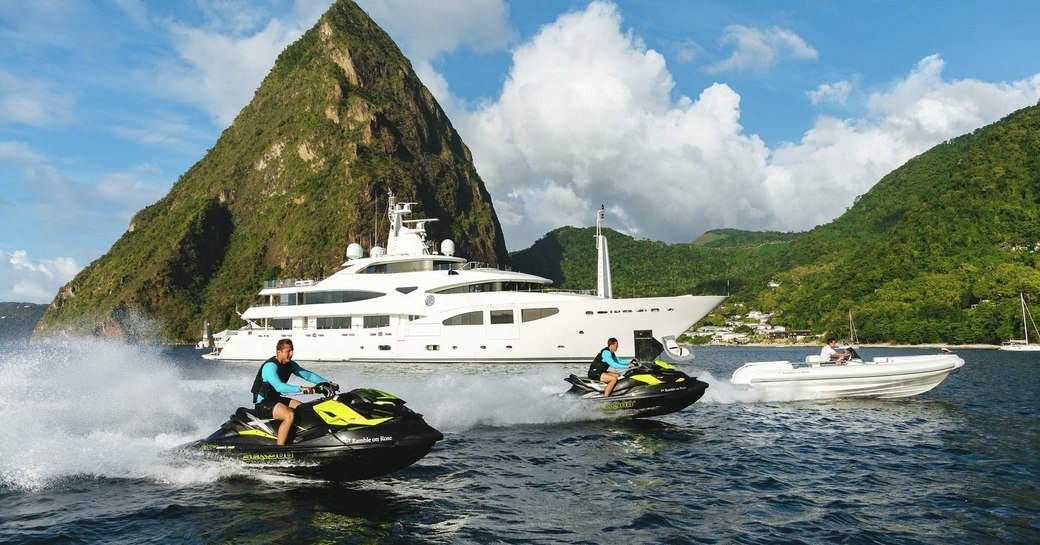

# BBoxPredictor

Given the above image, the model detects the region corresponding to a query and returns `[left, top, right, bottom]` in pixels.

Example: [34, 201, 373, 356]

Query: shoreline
[700, 342, 999, 349]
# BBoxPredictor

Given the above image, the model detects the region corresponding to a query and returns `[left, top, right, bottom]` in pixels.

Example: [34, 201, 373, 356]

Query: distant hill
[34, 0, 508, 343]
[761, 103, 1040, 343]
[513, 103, 1040, 344]
[0, 303, 47, 343]
[510, 224, 796, 298]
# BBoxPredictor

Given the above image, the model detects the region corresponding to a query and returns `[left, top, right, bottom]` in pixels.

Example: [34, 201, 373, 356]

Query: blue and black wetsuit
[587, 348, 631, 379]
[250, 357, 330, 418]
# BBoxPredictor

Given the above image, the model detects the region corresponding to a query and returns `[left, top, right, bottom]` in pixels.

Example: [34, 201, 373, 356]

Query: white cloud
[0, 140, 45, 165]
[444, 4, 1040, 249]
[0, 69, 76, 127]
[153, 1, 329, 127]
[808, 80, 852, 106]
[356, 0, 515, 116]
[356, 0, 515, 60]
[669, 38, 707, 64]
[709, 24, 818, 74]
[0, 249, 79, 303]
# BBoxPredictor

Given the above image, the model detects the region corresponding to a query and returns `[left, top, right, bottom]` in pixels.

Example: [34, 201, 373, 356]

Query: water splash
[311, 362, 606, 432]
[0, 339, 243, 490]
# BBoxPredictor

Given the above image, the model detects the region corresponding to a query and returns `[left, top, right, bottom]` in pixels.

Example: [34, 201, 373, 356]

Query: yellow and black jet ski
[181, 384, 442, 480]
[563, 360, 708, 418]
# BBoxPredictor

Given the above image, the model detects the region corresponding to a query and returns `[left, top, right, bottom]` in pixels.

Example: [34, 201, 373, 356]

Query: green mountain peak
[35, 0, 507, 342]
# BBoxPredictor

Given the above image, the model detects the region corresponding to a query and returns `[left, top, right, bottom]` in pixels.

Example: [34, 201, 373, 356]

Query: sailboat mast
[1022, 293, 1029, 344]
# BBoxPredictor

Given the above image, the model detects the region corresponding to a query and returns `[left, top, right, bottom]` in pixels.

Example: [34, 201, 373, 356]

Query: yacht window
[396, 286, 418, 294]
[360, 260, 459, 274]
[363, 315, 390, 328]
[490, 309, 514, 324]
[303, 290, 383, 305]
[277, 293, 297, 306]
[317, 316, 352, 329]
[522, 307, 559, 322]
[443, 311, 483, 326]
[272, 318, 292, 329]
[430, 281, 545, 294]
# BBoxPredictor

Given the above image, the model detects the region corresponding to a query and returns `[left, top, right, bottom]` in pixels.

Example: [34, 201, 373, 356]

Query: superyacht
[203, 193, 726, 363]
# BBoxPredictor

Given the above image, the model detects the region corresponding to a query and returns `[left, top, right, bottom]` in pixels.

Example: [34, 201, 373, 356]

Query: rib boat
[730, 347, 965, 399]
[203, 193, 726, 363]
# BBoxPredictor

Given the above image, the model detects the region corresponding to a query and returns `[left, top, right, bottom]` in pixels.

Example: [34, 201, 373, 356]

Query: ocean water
[0, 341, 1036, 544]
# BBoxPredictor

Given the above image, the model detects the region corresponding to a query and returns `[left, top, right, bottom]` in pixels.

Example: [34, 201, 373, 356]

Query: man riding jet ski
[181, 383, 443, 481]
[564, 358, 708, 419]
[179, 338, 441, 480]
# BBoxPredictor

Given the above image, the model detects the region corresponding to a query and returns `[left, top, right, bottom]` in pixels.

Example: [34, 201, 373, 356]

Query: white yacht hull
[729, 354, 965, 399]
[203, 294, 727, 363]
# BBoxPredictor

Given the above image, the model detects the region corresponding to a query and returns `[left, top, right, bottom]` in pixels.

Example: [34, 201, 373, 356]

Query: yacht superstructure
[203, 193, 726, 363]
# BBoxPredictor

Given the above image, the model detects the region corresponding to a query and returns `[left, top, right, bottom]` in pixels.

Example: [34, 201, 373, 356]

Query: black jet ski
[563, 359, 708, 418]
[180, 384, 443, 481]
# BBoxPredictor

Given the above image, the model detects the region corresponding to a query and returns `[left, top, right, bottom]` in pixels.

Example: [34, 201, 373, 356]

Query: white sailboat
[999, 292, 1040, 351]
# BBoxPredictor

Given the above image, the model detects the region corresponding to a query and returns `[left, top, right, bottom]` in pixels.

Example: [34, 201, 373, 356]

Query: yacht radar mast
[384, 191, 438, 256]
[596, 205, 613, 299]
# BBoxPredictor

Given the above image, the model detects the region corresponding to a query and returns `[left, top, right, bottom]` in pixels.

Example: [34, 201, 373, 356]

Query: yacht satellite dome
[346, 243, 363, 260]
[370, 246, 385, 257]
[440, 239, 456, 256]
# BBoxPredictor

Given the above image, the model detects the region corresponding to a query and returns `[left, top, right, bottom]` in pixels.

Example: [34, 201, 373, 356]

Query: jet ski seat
[234, 407, 277, 435]
[568, 374, 607, 391]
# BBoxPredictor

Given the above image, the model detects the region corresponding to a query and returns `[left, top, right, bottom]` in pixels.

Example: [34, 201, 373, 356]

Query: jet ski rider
[251, 338, 339, 446]
[587, 337, 636, 398]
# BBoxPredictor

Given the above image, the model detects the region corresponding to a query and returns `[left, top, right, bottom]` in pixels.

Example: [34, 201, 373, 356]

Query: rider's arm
[605, 350, 631, 369]
[261, 361, 305, 394]
[289, 361, 330, 385]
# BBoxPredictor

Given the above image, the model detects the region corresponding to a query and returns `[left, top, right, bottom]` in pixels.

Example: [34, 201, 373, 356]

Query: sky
[2, 1, 1040, 304]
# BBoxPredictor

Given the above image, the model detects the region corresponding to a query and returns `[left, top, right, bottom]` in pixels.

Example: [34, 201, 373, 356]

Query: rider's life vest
[251, 356, 292, 404]
[587, 347, 612, 377]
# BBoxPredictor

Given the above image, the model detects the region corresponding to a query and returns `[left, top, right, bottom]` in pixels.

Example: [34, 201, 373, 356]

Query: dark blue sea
[0, 341, 1036, 544]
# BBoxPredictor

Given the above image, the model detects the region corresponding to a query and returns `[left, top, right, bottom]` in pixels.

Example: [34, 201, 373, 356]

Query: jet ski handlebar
[313, 381, 339, 398]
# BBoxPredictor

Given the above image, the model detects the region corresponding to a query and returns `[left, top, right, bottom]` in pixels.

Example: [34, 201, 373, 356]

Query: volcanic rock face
[35, 0, 508, 342]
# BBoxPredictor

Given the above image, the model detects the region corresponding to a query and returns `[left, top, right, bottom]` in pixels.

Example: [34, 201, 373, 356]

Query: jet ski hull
[180, 388, 443, 481]
[184, 420, 441, 480]
[563, 362, 708, 419]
